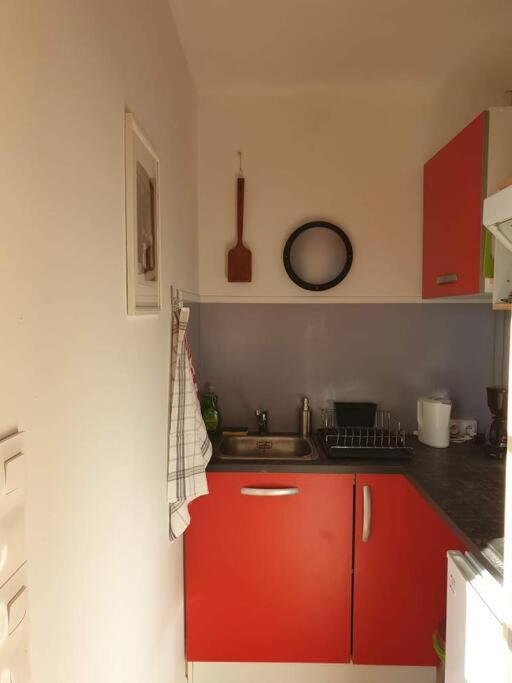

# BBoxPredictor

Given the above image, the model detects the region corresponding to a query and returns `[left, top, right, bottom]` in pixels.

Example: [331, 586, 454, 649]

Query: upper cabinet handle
[436, 273, 458, 285]
[362, 485, 372, 542]
[241, 487, 299, 497]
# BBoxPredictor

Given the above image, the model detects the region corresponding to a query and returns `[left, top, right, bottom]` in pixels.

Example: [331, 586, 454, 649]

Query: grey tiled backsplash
[196, 303, 507, 434]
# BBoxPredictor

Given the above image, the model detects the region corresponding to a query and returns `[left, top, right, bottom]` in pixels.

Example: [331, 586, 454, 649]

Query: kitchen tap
[255, 409, 269, 435]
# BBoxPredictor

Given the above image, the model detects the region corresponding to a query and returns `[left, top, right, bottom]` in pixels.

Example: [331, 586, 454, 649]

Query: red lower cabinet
[185, 472, 354, 663]
[352, 474, 466, 666]
[186, 471, 465, 666]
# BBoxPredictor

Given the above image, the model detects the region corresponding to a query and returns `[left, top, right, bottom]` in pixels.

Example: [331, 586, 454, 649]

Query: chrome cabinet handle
[362, 485, 372, 542]
[240, 487, 299, 497]
[436, 273, 458, 285]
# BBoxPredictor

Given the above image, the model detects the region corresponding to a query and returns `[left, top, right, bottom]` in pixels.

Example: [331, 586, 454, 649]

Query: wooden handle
[237, 176, 245, 245]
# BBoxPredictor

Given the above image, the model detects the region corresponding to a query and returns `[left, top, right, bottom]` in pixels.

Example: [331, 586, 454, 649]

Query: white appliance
[446, 551, 510, 683]
[483, 184, 512, 305]
[417, 397, 451, 448]
[483, 184, 512, 252]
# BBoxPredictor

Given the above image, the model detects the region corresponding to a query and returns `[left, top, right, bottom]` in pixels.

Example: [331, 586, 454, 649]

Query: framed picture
[125, 112, 161, 314]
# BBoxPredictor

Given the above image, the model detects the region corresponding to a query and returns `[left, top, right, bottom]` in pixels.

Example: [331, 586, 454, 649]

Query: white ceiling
[169, 0, 512, 92]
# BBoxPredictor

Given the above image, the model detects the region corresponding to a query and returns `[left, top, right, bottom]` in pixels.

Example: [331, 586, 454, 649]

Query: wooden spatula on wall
[228, 154, 252, 282]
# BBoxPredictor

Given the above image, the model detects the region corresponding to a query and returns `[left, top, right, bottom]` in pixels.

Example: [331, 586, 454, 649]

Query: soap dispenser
[201, 385, 221, 439]
[300, 397, 311, 437]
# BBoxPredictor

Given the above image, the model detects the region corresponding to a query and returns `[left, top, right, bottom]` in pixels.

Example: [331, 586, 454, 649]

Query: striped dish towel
[168, 305, 212, 540]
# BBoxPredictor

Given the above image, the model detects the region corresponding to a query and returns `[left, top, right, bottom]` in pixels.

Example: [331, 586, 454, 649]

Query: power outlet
[450, 418, 478, 438]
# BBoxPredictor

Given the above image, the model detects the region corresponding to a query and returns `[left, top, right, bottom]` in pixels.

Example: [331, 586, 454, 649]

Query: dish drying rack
[320, 409, 407, 451]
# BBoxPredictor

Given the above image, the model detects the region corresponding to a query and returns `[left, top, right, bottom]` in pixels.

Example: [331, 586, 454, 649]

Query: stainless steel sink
[215, 435, 319, 461]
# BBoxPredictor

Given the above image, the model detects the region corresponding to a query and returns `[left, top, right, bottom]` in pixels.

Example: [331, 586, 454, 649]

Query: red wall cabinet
[422, 107, 512, 299]
[352, 474, 466, 666]
[423, 112, 486, 298]
[185, 472, 354, 663]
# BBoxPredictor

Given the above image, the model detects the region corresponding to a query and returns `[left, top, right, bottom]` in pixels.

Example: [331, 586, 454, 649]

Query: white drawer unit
[0, 433, 26, 590]
[0, 431, 29, 681]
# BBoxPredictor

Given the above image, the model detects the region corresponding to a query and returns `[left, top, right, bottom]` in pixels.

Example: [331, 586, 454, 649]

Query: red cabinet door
[353, 474, 466, 666]
[423, 112, 486, 298]
[185, 472, 353, 663]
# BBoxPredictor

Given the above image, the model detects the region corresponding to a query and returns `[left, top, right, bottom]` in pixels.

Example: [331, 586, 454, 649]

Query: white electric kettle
[417, 397, 452, 448]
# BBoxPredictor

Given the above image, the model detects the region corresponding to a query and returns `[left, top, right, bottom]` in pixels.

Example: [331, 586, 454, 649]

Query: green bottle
[201, 386, 221, 439]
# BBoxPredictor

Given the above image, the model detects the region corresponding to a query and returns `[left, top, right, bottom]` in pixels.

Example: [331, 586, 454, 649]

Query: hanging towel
[168, 305, 212, 540]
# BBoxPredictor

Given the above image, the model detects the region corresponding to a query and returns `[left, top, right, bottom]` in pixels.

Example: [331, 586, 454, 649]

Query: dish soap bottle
[300, 396, 311, 437]
[201, 386, 221, 440]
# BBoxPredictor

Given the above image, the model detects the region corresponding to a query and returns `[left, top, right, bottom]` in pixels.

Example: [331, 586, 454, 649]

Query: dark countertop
[207, 436, 506, 579]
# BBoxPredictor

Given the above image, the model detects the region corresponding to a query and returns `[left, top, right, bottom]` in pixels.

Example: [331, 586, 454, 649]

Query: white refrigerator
[445, 551, 510, 682]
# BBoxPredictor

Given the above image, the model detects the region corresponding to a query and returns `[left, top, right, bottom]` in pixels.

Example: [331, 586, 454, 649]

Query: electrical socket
[450, 418, 478, 438]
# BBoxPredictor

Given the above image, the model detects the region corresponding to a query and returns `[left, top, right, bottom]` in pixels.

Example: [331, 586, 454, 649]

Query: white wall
[198, 84, 510, 302]
[1, 0, 196, 681]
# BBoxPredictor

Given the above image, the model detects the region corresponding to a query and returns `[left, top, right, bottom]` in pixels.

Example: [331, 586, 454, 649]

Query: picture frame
[124, 112, 161, 315]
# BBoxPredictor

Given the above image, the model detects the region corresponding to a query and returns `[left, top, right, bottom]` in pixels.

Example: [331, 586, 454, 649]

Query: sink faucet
[255, 409, 269, 435]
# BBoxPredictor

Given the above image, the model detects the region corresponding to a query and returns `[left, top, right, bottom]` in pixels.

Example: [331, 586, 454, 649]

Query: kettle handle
[417, 399, 423, 430]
